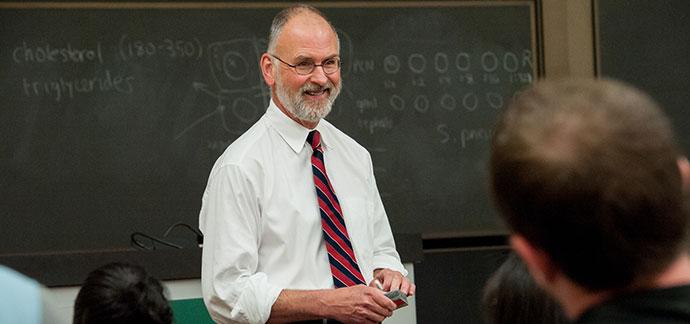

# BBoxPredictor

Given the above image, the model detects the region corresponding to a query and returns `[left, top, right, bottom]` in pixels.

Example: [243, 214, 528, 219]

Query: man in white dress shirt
[199, 4, 415, 324]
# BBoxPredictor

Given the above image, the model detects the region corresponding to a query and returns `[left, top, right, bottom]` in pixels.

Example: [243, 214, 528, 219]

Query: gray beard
[276, 78, 342, 123]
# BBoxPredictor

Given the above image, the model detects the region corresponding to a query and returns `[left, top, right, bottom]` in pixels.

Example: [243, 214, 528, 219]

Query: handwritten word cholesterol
[13, 41, 103, 64]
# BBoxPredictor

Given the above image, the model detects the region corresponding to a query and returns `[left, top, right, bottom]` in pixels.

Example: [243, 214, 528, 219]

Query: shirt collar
[266, 99, 333, 154]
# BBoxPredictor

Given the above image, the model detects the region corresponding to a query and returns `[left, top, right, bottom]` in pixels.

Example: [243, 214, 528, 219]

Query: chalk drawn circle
[481, 52, 499, 72]
[408, 54, 427, 74]
[434, 52, 449, 73]
[383, 55, 400, 74]
[462, 93, 478, 111]
[223, 52, 249, 81]
[503, 52, 519, 72]
[486, 92, 504, 109]
[456, 52, 471, 71]
[390, 94, 405, 111]
[413, 95, 430, 113]
[440, 93, 457, 111]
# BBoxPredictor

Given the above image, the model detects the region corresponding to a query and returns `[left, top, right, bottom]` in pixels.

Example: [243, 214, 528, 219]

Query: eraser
[384, 289, 408, 309]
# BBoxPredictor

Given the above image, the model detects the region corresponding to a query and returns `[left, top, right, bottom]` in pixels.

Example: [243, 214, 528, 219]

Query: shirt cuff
[372, 258, 408, 277]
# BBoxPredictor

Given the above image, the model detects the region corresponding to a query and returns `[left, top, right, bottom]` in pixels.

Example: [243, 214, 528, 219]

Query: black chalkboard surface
[0, 2, 538, 283]
[595, 0, 690, 155]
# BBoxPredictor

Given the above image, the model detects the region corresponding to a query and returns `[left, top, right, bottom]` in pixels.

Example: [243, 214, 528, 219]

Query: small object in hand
[374, 279, 384, 291]
[384, 290, 408, 309]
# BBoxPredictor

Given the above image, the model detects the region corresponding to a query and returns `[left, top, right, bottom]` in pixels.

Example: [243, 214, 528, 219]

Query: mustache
[301, 82, 333, 93]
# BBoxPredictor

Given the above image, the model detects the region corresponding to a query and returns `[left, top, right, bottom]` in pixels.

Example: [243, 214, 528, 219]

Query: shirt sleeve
[366, 153, 408, 276]
[200, 163, 283, 324]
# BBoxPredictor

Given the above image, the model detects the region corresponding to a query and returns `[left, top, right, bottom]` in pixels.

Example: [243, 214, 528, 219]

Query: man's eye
[324, 59, 337, 66]
[296, 61, 313, 68]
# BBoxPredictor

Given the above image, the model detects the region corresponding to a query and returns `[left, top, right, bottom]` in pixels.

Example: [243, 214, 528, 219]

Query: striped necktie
[307, 130, 366, 288]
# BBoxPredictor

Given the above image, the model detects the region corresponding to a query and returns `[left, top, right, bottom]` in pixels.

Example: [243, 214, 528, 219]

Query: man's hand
[371, 268, 416, 296]
[323, 285, 397, 324]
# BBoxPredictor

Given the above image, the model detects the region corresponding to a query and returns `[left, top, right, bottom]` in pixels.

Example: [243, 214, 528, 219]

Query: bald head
[267, 4, 340, 54]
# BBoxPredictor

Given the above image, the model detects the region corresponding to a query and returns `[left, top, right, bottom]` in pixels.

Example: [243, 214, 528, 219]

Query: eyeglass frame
[268, 53, 341, 75]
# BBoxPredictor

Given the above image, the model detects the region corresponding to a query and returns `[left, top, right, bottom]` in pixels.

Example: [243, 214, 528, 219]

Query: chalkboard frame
[0, 0, 543, 286]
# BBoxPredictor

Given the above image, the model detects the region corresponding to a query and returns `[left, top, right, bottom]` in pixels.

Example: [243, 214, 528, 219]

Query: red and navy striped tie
[307, 130, 366, 288]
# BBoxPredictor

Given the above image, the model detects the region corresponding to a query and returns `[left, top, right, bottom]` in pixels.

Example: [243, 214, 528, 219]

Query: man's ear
[510, 234, 558, 287]
[678, 157, 690, 194]
[260, 53, 276, 87]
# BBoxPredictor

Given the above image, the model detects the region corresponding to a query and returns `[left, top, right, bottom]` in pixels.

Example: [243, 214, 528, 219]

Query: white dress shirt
[199, 100, 406, 324]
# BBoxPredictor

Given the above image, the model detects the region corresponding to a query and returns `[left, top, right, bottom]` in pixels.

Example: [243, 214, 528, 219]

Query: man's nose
[308, 66, 329, 85]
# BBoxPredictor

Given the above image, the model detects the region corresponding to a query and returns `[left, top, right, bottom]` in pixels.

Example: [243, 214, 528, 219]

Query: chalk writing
[119, 34, 203, 61]
[383, 55, 401, 74]
[352, 59, 375, 73]
[358, 117, 393, 134]
[6, 32, 534, 152]
[434, 52, 449, 73]
[12, 41, 103, 64]
[356, 97, 378, 113]
[413, 95, 430, 113]
[21, 70, 134, 102]
[383, 91, 505, 115]
[437, 124, 493, 149]
[378, 50, 532, 75]
[175, 38, 267, 141]
[408, 53, 426, 73]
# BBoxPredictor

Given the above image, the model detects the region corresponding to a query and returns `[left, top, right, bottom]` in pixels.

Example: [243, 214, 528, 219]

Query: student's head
[490, 79, 688, 291]
[261, 4, 342, 127]
[73, 262, 173, 324]
[483, 253, 567, 324]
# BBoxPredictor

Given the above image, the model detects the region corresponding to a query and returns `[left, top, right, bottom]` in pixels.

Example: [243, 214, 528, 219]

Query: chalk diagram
[175, 38, 269, 140]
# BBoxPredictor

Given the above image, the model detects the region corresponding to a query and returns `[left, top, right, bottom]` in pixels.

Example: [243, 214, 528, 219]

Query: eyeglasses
[130, 222, 204, 250]
[269, 54, 341, 75]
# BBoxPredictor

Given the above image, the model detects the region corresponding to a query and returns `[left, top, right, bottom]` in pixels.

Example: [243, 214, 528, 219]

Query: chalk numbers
[119, 34, 203, 61]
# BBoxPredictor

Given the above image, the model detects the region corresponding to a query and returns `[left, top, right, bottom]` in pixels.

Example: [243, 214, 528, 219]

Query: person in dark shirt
[490, 78, 690, 323]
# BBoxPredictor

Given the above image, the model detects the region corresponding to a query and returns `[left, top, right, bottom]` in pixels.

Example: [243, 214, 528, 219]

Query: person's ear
[510, 234, 558, 287]
[260, 53, 276, 87]
[678, 157, 690, 194]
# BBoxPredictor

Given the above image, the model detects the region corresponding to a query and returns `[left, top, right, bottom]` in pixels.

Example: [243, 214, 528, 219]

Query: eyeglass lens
[294, 58, 340, 75]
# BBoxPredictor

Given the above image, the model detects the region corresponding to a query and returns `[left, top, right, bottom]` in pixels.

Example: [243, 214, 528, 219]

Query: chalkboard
[415, 247, 509, 323]
[595, 0, 690, 155]
[0, 1, 538, 282]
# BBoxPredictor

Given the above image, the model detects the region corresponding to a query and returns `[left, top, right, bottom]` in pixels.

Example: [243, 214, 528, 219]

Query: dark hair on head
[483, 253, 568, 324]
[267, 3, 340, 53]
[490, 78, 688, 290]
[73, 262, 173, 324]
